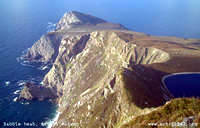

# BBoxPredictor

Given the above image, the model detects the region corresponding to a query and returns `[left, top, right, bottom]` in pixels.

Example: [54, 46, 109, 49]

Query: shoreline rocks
[19, 83, 58, 101]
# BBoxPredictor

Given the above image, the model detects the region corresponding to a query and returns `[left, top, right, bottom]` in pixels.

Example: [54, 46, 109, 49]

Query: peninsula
[19, 11, 200, 128]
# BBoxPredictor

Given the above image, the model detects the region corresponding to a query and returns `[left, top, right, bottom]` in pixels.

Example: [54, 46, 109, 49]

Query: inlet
[162, 73, 200, 98]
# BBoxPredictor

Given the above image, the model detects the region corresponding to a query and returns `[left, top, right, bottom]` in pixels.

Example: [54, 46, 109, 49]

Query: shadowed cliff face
[19, 11, 200, 128]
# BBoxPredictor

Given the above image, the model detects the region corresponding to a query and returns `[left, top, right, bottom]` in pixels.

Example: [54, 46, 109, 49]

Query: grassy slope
[121, 98, 200, 128]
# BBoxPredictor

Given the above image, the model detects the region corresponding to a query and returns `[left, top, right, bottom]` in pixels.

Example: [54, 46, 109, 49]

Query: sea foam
[5, 81, 10, 86]
[47, 111, 61, 128]
[47, 22, 56, 33]
[17, 80, 27, 86]
[38, 65, 49, 71]
[13, 97, 18, 102]
[13, 90, 20, 95]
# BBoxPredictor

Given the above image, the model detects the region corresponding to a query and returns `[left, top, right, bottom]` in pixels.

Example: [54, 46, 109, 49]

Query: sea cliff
[19, 11, 200, 128]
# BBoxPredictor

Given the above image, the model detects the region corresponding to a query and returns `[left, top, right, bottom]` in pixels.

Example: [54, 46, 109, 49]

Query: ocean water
[163, 73, 200, 98]
[0, 0, 200, 127]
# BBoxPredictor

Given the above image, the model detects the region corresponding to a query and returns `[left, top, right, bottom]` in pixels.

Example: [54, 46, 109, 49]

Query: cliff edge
[19, 11, 200, 128]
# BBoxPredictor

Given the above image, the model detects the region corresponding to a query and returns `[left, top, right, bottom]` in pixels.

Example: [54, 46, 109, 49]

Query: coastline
[15, 10, 200, 128]
[47, 111, 60, 128]
[162, 72, 200, 82]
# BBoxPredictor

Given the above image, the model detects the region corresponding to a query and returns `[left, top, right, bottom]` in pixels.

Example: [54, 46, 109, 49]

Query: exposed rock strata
[24, 32, 62, 63]
[19, 11, 200, 128]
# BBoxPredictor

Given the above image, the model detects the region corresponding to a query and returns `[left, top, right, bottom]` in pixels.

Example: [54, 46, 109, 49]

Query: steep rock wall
[24, 32, 62, 63]
[39, 31, 172, 128]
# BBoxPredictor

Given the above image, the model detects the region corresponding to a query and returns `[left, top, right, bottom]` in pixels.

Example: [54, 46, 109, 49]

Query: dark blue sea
[0, 0, 200, 127]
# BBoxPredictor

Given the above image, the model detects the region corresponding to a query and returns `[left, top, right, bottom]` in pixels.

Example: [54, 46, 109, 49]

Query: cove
[163, 73, 200, 98]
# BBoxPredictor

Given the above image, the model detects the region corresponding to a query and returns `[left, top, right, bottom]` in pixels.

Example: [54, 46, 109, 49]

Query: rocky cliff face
[19, 11, 200, 128]
[56, 11, 106, 30]
[42, 31, 171, 100]
[23, 11, 126, 64]
[24, 32, 62, 63]
[46, 31, 174, 128]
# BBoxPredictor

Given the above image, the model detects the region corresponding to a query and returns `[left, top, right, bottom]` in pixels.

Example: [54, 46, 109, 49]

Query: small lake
[163, 73, 200, 98]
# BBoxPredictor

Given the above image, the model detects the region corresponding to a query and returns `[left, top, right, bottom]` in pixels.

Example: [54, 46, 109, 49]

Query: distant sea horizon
[0, 0, 200, 127]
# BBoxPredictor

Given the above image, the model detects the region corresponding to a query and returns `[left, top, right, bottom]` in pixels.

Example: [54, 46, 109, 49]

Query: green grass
[120, 98, 200, 128]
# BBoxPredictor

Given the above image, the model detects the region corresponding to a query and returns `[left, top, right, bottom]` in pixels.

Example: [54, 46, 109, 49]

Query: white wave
[16, 55, 26, 63]
[47, 22, 56, 33]
[13, 97, 18, 102]
[21, 102, 30, 105]
[16, 51, 36, 68]
[16, 56, 35, 67]
[42, 65, 49, 70]
[17, 80, 27, 86]
[48, 22, 56, 26]
[46, 111, 60, 128]
[20, 62, 35, 67]
[5, 81, 10, 86]
[38, 65, 49, 71]
[40, 81, 44, 85]
[23, 60, 30, 63]
[13, 90, 21, 95]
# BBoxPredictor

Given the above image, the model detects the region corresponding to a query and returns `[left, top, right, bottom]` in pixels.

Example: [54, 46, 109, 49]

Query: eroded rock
[19, 83, 57, 101]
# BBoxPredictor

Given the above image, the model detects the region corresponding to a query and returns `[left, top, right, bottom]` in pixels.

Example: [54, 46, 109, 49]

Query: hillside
[19, 11, 200, 128]
[121, 98, 200, 128]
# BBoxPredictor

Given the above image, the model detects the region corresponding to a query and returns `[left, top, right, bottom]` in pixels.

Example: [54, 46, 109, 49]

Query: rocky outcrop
[19, 83, 57, 101]
[19, 11, 200, 128]
[56, 11, 127, 31]
[56, 11, 106, 30]
[23, 32, 63, 63]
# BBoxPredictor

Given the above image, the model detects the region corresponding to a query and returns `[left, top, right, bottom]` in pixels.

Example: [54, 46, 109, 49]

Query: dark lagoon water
[0, 0, 200, 127]
[163, 73, 200, 98]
